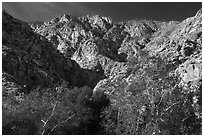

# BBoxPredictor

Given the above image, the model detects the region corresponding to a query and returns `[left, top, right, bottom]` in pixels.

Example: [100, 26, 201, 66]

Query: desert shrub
[100, 52, 202, 135]
[2, 83, 110, 135]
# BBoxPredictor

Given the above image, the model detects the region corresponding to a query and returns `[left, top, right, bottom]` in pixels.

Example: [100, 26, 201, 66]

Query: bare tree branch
[48, 113, 75, 135]
[41, 101, 59, 135]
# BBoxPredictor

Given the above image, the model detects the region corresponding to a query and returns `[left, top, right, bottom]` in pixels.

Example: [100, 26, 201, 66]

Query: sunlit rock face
[30, 9, 202, 94]
[2, 10, 106, 93]
[2, 8, 202, 135]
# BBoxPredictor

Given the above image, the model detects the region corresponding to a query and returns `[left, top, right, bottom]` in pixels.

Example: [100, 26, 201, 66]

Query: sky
[2, 2, 202, 22]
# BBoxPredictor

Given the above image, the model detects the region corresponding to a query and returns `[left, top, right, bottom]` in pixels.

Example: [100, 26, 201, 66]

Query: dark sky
[2, 2, 202, 22]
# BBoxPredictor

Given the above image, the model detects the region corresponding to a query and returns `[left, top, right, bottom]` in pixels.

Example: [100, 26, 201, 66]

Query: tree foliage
[2, 84, 110, 135]
[99, 53, 202, 135]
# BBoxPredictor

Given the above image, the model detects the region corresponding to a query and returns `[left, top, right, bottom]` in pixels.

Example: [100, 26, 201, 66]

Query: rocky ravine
[2, 10, 106, 95]
[31, 9, 201, 95]
[2, 9, 202, 135]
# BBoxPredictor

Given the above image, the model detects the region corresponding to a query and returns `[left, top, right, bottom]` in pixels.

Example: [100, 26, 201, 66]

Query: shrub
[2, 84, 110, 135]
[100, 53, 202, 135]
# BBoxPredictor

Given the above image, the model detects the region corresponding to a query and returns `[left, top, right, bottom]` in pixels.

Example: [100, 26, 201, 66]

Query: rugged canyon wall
[2, 8, 202, 135]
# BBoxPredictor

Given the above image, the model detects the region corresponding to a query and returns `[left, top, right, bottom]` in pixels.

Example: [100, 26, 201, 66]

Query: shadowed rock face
[2, 10, 106, 93]
[33, 13, 172, 70]
[3, 10, 70, 92]
[4, 8, 201, 94]
[2, 8, 202, 135]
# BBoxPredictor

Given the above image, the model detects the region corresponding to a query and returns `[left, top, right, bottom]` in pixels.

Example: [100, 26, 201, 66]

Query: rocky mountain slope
[31, 9, 202, 94]
[2, 10, 106, 95]
[2, 9, 202, 135]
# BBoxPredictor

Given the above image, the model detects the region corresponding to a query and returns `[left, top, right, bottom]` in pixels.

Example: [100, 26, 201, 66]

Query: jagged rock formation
[2, 8, 202, 135]
[33, 14, 127, 70]
[32, 13, 174, 76]
[3, 10, 70, 92]
[145, 9, 202, 85]
[93, 9, 202, 94]
[2, 10, 105, 94]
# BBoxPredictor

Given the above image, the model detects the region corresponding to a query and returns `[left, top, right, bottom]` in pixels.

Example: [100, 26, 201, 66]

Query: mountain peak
[2, 8, 202, 135]
[195, 8, 202, 17]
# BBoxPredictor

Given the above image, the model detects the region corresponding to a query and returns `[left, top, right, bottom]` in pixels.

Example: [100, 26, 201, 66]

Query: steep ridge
[2, 10, 105, 94]
[145, 9, 202, 84]
[2, 10, 71, 92]
[2, 8, 202, 135]
[32, 13, 176, 76]
[93, 9, 202, 100]
[32, 8, 202, 123]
